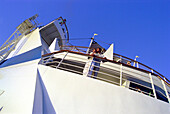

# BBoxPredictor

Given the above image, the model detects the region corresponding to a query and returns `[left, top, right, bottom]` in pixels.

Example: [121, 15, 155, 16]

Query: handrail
[42, 50, 170, 86]
[50, 45, 169, 85]
[41, 51, 170, 103]
[113, 53, 170, 84]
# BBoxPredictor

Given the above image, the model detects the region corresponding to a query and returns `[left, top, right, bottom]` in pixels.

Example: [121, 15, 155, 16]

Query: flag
[88, 41, 105, 53]
[94, 33, 98, 36]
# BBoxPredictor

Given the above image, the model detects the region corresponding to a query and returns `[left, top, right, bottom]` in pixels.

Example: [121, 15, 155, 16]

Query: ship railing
[113, 53, 170, 84]
[41, 50, 170, 103]
[60, 45, 170, 85]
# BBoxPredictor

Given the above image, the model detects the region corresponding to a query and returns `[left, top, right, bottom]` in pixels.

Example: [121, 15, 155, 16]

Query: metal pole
[86, 37, 94, 54]
[120, 64, 123, 86]
[149, 72, 157, 98]
[120, 56, 122, 62]
[56, 51, 69, 68]
[137, 62, 139, 68]
[161, 78, 170, 103]
[133, 61, 136, 67]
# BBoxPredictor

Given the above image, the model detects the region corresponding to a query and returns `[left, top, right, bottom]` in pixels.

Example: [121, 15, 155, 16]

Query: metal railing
[55, 46, 170, 86]
[113, 53, 170, 84]
[41, 50, 170, 103]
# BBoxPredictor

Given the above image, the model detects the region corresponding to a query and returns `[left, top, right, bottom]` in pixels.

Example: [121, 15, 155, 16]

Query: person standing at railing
[127, 61, 131, 66]
[83, 48, 96, 76]
[88, 48, 105, 78]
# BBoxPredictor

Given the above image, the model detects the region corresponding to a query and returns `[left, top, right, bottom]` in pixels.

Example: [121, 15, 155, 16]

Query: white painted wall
[0, 60, 40, 114]
[38, 64, 170, 114]
[7, 36, 28, 59]
[41, 38, 50, 55]
[17, 28, 42, 55]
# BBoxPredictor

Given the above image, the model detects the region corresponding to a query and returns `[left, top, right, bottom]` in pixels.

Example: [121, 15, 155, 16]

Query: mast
[0, 14, 39, 63]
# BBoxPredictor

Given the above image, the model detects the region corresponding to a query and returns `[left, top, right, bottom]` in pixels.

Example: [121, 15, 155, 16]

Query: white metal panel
[122, 65, 149, 79]
[49, 38, 60, 52]
[17, 28, 42, 55]
[0, 59, 39, 113]
[103, 43, 114, 60]
[55, 52, 88, 63]
[6, 36, 28, 59]
[38, 64, 170, 114]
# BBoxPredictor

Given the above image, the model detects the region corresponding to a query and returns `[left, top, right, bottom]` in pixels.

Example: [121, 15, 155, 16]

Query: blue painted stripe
[0, 46, 42, 68]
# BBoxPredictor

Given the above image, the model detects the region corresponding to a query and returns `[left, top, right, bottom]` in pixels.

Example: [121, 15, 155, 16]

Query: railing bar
[124, 75, 151, 85]
[44, 60, 127, 81]
[65, 59, 86, 64]
[43, 61, 84, 70]
[87, 74, 120, 85]
[49, 65, 83, 75]
[122, 69, 150, 79]
[99, 65, 120, 73]
[128, 80, 153, 90]
[161, 78, 170, 103]
[59, 62, 84, 69]
[156, 89, 168, 99]
[56, 52, 69, 68]
[42, 53, 67, 60]
[90, 69, 123, 80]
[149, 72, 157, 98]
[58, 66, 83, 74]
[125, 85, 154, 97]
[120, 64, 123, 86]
[63, 54, 91, 61]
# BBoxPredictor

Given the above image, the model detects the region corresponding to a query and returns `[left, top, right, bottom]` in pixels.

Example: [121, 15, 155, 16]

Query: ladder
[0, 14, 39, 63]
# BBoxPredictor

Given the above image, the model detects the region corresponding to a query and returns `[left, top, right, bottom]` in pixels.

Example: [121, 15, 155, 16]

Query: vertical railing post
[56, 51, 69, 68]
[149, 70, 157, 98]
[133, 61, 135, 67]
[161, 78, 170, 103]
[120, 56, 122, 62]
[86, 37, 94, 54]
[120, 64, 123, 86]
[137, 62, 139, 68]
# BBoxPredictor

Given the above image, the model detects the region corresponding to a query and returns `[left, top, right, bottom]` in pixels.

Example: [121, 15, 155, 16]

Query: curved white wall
[38, 65, 170, 114]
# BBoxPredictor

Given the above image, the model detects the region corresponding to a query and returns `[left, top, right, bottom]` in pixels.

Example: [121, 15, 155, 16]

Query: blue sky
[0, 0, 170, 80]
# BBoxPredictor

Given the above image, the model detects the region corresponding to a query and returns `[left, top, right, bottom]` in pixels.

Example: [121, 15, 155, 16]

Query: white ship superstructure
[0, 15, 169, 114]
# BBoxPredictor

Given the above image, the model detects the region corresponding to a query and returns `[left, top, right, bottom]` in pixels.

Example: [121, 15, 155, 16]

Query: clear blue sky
[0, 0, 170, 80]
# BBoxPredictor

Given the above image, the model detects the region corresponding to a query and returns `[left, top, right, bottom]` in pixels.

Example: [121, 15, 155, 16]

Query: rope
[95, 39, 111, 45]
[60, 38, 91, 41]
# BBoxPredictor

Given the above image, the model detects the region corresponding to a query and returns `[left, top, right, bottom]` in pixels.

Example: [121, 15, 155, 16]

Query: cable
[95, 39, 111, 45]
[59, 38, 91, 41]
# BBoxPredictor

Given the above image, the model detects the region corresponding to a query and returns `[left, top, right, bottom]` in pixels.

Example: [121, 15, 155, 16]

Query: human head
[127, 61, 131, 66]
[96, 48, 101, 53]
[92, 48, 96, 53]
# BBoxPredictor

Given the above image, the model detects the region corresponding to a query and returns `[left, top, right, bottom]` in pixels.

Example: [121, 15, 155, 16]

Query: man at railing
[88, 48, 105, 78]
